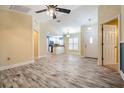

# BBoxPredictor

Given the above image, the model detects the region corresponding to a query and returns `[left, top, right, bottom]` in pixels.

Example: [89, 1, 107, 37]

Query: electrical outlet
[7, 57, 10, 61]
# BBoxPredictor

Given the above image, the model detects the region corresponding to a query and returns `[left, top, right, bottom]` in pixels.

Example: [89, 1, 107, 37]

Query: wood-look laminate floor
[104, 64, 118, 72]
[0, 54, 124, 88]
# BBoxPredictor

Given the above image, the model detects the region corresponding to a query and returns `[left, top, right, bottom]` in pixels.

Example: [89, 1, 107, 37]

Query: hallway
[0, 55, 124, 88]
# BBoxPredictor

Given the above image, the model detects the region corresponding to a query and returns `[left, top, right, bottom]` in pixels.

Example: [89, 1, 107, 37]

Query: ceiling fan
[35, 5, 71, 19]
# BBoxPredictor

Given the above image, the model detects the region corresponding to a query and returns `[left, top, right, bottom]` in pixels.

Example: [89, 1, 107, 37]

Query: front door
[84, 30, 98, 58]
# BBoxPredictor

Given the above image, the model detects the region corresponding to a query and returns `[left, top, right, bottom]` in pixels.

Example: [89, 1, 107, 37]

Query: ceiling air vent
[9, 5, 31, 13]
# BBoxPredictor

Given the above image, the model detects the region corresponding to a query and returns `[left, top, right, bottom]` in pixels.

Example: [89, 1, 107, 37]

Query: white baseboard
[120, 70, 124, 80]
[81, 56, 85, 58]
[0, 60, 34, 71]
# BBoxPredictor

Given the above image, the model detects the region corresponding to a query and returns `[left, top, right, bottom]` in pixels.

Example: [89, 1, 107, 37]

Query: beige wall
[0, 9, 33, 66]
[64, 35, 68, 54]
[81, 26, 85, 56]
[98, 5, 121, 65]
[99, 5, 121, 24]
[39, 24, 47, 57]
[121, 6, 124, 41]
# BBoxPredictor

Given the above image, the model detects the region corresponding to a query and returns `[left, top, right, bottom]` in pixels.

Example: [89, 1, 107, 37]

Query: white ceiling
[0, 5, 98, 24]
[0, 5, 80, 23]
[48, 5, 98, 34]
[0, 5, 98, 35]
[27, 5, 81, 23]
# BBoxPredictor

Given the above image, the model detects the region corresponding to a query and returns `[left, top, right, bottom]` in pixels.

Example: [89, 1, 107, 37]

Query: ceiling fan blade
[56, 8, 71, 14]
[54, 5, 58, 7]
[35, 9, 47, 13]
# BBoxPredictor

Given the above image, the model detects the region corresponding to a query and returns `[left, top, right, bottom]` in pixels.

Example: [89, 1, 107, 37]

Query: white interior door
[103, 25, 117, 65]
[84, 29, 98, 58]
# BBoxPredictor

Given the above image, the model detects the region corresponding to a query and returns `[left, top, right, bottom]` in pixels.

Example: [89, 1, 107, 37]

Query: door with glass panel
[84, 30, 97, 58]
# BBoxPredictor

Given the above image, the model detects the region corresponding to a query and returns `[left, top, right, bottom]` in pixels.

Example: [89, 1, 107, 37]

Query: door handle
[114, 46, 117, 48]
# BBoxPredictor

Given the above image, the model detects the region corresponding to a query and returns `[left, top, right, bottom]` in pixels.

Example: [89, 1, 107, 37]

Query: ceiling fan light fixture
[49, 8, 54, 14]
[36, 5, 71, 20]
[66, 32, 70, 37]
[49, 13, 53, 17]
[87, 18, 92, 31]
[46, 8, 55, 17]
[46, 10, 49, 15]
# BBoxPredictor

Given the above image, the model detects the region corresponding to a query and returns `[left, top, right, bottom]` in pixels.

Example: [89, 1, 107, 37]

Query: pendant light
[87, 18, 92, 31]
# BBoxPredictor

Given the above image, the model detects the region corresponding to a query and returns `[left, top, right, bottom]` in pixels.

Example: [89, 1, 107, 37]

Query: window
[73, 38, 78, 50]
[69, 38, 73, 50]
[69, 37, 79, 50]
[49, 36, 64, 45]
[90, 36, 93, 44]
[59, 37, 64, 45]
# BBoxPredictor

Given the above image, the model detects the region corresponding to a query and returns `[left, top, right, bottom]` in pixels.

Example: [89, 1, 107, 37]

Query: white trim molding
[0, 60, 34, 71]
[120, 70, 124, 80]
[40, 55, 47, 58]
[81, 56, 85, 58]
[120, 41, 124, 43]
[34, 55, 47, 60]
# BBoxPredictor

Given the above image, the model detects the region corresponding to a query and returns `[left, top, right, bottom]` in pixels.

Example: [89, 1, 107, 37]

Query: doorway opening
[102, 18, 119, 72]
[34, 30, 39, 61]
[47, 35, 64, 55]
